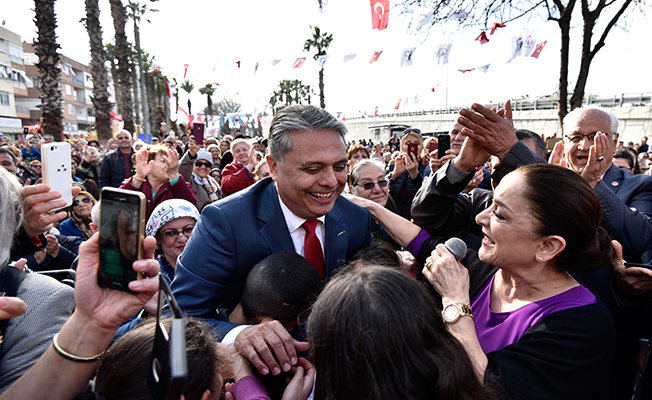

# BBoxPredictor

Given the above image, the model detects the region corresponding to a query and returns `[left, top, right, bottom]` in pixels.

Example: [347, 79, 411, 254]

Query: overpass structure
[343, 93, 652, 145]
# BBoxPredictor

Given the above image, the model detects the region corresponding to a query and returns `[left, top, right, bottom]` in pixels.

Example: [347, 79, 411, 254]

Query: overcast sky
[4, 0, 651, 117]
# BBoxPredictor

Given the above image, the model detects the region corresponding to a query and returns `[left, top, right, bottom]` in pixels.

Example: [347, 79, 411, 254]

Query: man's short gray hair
[0, 168, 23, 267]
[563, 106, 619, 134]
[268, 105, 347, 163]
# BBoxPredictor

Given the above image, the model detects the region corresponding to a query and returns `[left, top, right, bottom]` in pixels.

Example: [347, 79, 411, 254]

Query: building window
[9, 43, 23, 65]
[68, 104, 74, 115]
[65, 84, 72, 95]
[0, 38, 5, 53]
[0, 91, 10, 105]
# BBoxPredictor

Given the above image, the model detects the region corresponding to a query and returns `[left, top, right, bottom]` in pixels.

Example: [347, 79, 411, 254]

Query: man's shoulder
[206, 178, 277, 213]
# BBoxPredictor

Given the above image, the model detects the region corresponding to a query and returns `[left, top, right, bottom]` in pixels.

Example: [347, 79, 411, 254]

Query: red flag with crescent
[183, 64, 189, 78]
[369, 51, 383, 64]
[490, 23, 506, 35]
[475, 32, 489, 44]
[530, 41, 547, 59]
[371, 0, 389, 31]
[291, 58, 306, 69]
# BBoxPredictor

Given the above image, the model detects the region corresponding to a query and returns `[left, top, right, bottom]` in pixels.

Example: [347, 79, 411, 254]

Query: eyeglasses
[161, 226, 194, 239]
[72, 197, 93, 206]
[195, 160, 212, 168]
[32, 164, 41, 168]
[354, 180, 389, 190]
[566, 132, 614, 144]
[402, 128, 421, 136]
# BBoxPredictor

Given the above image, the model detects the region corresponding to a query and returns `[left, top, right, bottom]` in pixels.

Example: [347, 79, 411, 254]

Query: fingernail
[273, 367, 281, 375]
[262, 368, 269, 375]
[283, 363, 291, 372]
[291, 357, 297, 365]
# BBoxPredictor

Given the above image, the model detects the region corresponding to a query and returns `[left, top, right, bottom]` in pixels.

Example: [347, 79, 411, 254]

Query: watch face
[443, 304, 461, 322]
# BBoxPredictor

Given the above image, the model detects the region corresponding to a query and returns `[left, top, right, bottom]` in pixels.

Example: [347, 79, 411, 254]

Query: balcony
[72, 76, 84, 85]
[13, 81, 26, 90]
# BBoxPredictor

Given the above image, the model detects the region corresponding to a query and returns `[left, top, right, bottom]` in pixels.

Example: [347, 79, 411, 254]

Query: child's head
[240, 251, 323, 331]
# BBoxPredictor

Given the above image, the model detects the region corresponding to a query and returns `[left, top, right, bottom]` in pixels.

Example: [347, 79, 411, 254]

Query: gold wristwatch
[442, 302, 474, 324]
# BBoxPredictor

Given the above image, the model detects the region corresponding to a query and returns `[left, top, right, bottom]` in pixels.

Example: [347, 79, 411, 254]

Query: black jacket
[99, 149, 134, 188]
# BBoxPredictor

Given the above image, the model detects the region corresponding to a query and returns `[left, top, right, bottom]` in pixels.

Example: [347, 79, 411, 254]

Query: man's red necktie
[303, 219, 325, 279]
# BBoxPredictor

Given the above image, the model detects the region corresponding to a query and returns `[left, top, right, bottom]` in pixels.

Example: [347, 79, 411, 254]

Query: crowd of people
[0, 102, 651, 399]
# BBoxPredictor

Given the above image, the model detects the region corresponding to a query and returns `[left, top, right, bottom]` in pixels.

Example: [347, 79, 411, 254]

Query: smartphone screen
[192, 123, 205, 145]
[438, 134, 451, 159]
[98, 188, 146, 293]
[41, 142, 73, 207]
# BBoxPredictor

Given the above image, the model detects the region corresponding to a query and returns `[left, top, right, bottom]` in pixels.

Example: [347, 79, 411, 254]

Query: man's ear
[266, 155, 279, 181]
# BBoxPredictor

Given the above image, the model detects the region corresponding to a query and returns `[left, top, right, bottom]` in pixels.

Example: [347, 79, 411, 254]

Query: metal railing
[347, 92, 652, 121]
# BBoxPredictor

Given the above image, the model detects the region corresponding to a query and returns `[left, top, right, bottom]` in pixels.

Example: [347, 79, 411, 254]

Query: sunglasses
[195, 160, 212, 168]
[355, 180, 389, 190]
[32, 164, 42, 168]
[403, 128, 421, 135]
[72, 197, 93, 206]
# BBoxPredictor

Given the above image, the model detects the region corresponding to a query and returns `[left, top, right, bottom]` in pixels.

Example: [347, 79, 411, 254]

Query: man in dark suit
[98, 130, 134, 188]
[172, 105, 372, 377]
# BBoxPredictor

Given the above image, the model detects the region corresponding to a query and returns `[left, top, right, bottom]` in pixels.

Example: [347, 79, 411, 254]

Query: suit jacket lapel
[324, 202, 347, 278]
[258, 182, 294, 252]
[603, 164, 623, 194]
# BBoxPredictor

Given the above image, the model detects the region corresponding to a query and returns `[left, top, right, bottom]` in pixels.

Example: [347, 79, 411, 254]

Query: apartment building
[0, 26, 29, 136]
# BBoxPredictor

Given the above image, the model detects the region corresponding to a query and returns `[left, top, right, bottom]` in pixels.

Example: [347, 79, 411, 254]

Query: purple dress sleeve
[231, 375, 271, 400]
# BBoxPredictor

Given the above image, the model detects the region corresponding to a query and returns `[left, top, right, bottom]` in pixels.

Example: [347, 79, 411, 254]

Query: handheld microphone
[444, 237, 468, 261]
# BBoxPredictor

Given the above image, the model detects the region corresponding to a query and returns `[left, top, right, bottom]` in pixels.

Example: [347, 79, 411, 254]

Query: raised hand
[134, 148, 152, 180]
[458, 100, 518, 160]
[165, 148, 180, 180]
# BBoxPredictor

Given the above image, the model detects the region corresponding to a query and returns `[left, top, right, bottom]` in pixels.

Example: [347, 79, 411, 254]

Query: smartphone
[546, 137, 563, 150]
[428, 140, 438, 154]
[407, 143, 419, 160]
[98, 188, 146, 294]
[438, 134, 451, 159]
[192, 123, 205, 145]
[41, 142, 73, 207]
[148, 278, 187, 400]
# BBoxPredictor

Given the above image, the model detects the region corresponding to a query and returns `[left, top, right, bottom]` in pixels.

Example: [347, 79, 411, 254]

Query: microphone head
[444, 237, 467, 261]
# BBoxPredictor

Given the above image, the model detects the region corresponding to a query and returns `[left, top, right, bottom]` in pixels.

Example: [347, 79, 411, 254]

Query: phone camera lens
[51, 147, 56, 151]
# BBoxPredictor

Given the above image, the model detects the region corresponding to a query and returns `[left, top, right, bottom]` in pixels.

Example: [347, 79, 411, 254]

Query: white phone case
[42, 142, 73, 207]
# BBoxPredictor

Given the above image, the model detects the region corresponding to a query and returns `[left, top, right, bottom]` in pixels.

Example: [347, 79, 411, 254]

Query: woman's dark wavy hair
[308, 265, 495, 400]
[94, 317, 219, 400]
[517, 163, 613, 272]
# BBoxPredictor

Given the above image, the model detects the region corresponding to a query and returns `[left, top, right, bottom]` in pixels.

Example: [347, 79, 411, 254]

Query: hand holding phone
[407, 143, 419, 160]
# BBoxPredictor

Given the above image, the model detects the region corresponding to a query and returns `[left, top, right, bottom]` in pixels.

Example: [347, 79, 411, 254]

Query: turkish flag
[490, 23, 506, 35]
[458, 68, 475, 73]
[374, 106, 379, 117]
[394, 99, 401, 110]
[475, 32, 489, 44]
[371, 0, 389, 31]
[165, 78, 171, 98]
[369, 51, 383, 64]
[291, 57, 306, 69]
[183, 64, 189, 78]
[530, 41, 547, 59]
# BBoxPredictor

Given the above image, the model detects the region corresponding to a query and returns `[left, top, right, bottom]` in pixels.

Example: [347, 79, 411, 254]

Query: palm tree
[84, 0, 113, 142]
[199, 83, 216, 115]
[105, 43, 122, 115]
[33, 0, 63, 141]
[109, 0, 135, 134]
[126, 1, 150, 134]
[303, 26, 333, 109]
[181, 80, 194, 115]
